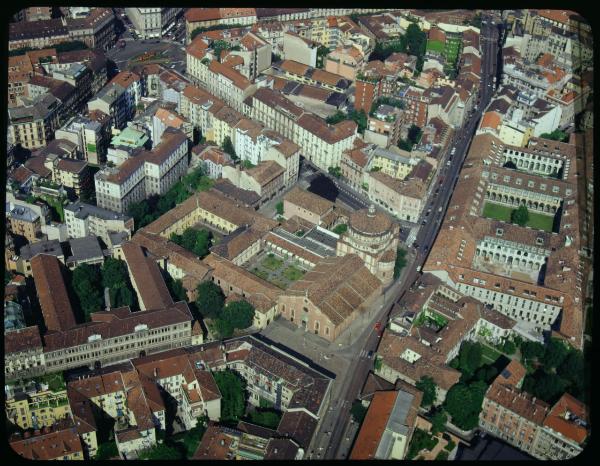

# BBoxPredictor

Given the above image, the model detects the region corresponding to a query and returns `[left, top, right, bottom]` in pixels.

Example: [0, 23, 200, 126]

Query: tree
[316, 45, 330, 68]
[407, 124, 423, 145]
[458, 341, 483, 377]
[327, 166, 342, 178]
[416, 376, 437, 407]
[138, 443, 183, 460]
[222, 136, 237, 160]
[275, 201, 284, 215]
[332, 224, 348, 234]
[540, 129, 569, 142]
[213, 370, 246, 424]
[72, 264, 104, 320]
[247, 409, 282, 429]
[213, 318, 234, 338]
[212, 40, 231, 60]
[394, 247, 407, 279]
[430, 410, 447, 435]
[542, 338, 569, 370]
[222, 300, 255, 329]
[94, 441, 119, 460]
[501, 339, 516, 355]
[557, 350, 584, 388]
[530, 370, 568, 404]
[511, 205, 530, 227]
[521, 341, 545, 362]
[171, 228, 212, 258]
[398, 138, 413, 152]
[350, 400, 368, 423]
[405, 23, 427, 61]
[164, 274, 187, 302]
[444, 381, 487, 431]
[326, 110, 346, 125]
[101, 258, 130, 290]
[195, 281, 225, 318]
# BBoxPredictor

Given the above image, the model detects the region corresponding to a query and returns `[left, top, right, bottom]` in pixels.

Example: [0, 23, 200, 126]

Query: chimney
[154, 367, 158, 378]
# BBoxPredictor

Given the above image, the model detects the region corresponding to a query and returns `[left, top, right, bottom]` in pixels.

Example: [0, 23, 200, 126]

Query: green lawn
[426, 39, 445, 53]
[482, 202, 554, 232]
[283, 265, 304, 281]
[261, 255, 284, 271]
[482, 202, 512, 222]
[526, 211, 555, 232]
[480, 344, 502, 364]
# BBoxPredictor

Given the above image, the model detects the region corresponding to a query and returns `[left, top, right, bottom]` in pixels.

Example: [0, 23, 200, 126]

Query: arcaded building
[336, 205, 399, 286]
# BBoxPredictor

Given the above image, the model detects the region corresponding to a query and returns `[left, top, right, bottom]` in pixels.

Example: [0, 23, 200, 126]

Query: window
[496, 228, 504, 236]
[552, 186, 560, 193]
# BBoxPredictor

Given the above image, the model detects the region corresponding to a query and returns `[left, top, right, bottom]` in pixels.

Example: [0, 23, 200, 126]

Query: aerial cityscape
[4, 7, 592, 461]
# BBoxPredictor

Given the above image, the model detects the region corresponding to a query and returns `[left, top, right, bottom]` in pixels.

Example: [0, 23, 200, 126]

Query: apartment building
[205, 59, 257, 113]
[365, 171, 426, 222]
[8, 18, 70, 51]
[8, 206, 42, 243]
[185, 8, 257, 42]
[278, 60, 351, 93]
[95, 128, 188, 213]
[423, 134, 586, 347]
[478, 359, 588, 459]
[64, 201, 134, 245]
[325, 44, 365, 81]
[88, 71, 142, 131]
[226, 32, 272, 80]
[283, 32, 319, 67]
[125, 8, 182, 39]
[8, 93, 61, 150]
[294, 113, 356, 171]
[42, 155, 91, 196]
[193, 146, 234, 179]
[350, 386, 422, 460]
[65, 7, 116, 51]
[6, 387, 71, 430]
[222, 161, 286, 206]
[55, 115, 110, 165]
[9, 421, 84, 460]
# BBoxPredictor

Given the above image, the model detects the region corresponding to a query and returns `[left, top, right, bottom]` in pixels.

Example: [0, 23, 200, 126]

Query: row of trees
[170, 228, 213, 258]
[127, 166, 213, 230]
[195, 281, 255, 338]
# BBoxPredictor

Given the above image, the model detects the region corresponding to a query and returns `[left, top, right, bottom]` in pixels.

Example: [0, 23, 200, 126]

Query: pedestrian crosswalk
[359, 349, 372, 359]
[406, 226, 419, 246]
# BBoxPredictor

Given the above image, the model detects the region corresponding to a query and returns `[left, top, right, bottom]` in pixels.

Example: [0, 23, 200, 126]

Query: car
[446, 160, 452, 167]
[413, 242, 419, 249]
[170, 64, 176, 68]
[424, 245, 429, 252]
[435, 188, 440, 194]
[425, 211, 430, 217]
[367, 350, 373, 358]
[451, 147, 456, 155]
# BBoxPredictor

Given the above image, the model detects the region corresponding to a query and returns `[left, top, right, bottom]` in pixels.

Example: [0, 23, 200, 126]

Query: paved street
[106, 39, 187, 74]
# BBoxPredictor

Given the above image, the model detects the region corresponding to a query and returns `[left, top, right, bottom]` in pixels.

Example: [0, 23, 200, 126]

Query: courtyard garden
[249, 252, 307, 289]
[481, 202, 555, 233]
